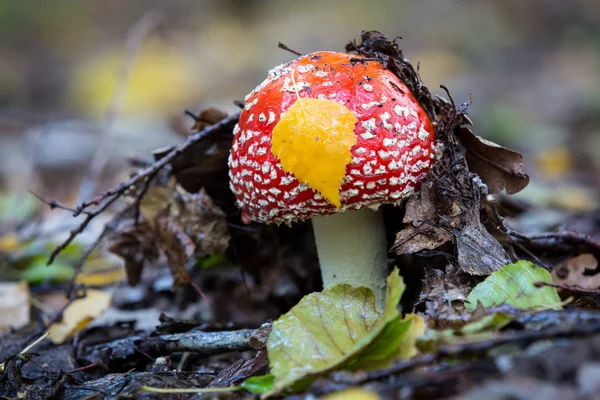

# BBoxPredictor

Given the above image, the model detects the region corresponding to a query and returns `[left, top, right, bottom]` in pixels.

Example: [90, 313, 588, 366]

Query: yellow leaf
[47, 289, 112, 344]
[320, 388, 381, 400]
[396, 313, 425, 359]
[271, 98, 357, 207]
[0, 234, 20, 253]
[75, 267, 123, 287]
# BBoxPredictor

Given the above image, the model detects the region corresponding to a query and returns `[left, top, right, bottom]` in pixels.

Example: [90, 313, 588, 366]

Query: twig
[84, 325, 265, 363]
[47, 195, 120, 265]
[0, 332, 49, 371]
[278, 42, 302, 56]
[535, 281, 600, 295]
[47, 112, 240, 264]
[29, 190, 91, 216]
[78, 11, 164, 203]
[141, 386, 239, 394]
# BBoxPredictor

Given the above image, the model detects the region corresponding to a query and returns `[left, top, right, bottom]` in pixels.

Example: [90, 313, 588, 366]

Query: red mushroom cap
[228, 51, 436, 224]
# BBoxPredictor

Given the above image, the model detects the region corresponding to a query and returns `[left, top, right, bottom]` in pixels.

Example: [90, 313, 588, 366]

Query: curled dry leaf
[156, 216, 195, 287]
[456, 127, 530, 195]
[108, 218, 159, 286]
[552, 253, 600, 290]
[393, 184, 455, 255]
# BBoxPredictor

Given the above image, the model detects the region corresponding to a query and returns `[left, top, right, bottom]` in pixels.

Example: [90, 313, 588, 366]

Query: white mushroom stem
[311, 207, 388, 311]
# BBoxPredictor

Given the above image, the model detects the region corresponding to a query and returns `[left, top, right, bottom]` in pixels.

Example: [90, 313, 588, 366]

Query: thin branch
[84, 323, 269, 363]
[29, 190, 91, 216]
[278, 42, 302, 56]
[47, 195, 120, 265]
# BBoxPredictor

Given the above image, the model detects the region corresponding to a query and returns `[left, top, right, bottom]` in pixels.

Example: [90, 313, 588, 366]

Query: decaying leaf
[552, 253, 600, 290]
[109, 184, 230, 288]
[456, 225, 510, 276]
[108, 218, 159, 286]
[156, 216, 195, 287]
[266, 269, 418, 394]
[0, 282, 30, 332]
[393, 185, 455, 255]
[466, 261, 562, 310]
[139, 186, 172, 229]
[47, 289, 113, 344]
[456, 127, 530, 195]
[170, 191, 230, 258]
[419, 265, 472, 306]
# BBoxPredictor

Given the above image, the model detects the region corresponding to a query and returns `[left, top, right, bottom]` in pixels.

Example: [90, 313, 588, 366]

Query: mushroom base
[311, 207, 388, 310]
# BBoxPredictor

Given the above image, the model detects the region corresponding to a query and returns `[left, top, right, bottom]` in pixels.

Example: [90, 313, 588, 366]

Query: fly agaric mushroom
[228, 51, 435, 308]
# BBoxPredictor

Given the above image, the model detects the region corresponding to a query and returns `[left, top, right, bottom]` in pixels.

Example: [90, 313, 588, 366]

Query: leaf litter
[1, 30, 600, 400]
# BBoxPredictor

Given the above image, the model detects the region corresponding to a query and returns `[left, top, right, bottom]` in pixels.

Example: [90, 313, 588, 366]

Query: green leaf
[20, 260, 74, 285]
[267, 268, 406, 393]
[241, 374, 274, 394]
[466, 261, 561, 310]
[460, 313, 512, 335]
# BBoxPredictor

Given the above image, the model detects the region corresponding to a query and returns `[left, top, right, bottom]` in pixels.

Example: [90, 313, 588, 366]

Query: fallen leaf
[393, 185, 455, 255]
[419, 265, 472, 305]
[0, 282, 30, 332]
[240, 374, 274, 394]
[266, 269, 406, 394]
[108, 217, 159, 286]
[456, 127, 530, 195]
[456, 225, 511, 276]
[170, 190, 230, 258]
[47, 289, 113, 344]
[272, 97, 358, 207]
[466, 261, 562, 310]
[156, 217, 195, 288]
[395, 313, 426, 359]
[321, 387, 382, 400]
[20, 260, 74, 284]
[552, 254, 600, 290]
[139, 186, 172, 228]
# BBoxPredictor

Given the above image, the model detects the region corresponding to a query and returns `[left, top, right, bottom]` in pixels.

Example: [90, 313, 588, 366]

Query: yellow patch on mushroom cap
[271, 98, 358, 208]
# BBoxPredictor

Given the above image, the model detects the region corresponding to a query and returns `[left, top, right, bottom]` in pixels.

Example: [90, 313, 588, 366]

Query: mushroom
[228, 51, 435, 309]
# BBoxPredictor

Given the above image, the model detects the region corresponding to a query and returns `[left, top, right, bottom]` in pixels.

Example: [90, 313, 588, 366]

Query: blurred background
[1, 0, 599, 200]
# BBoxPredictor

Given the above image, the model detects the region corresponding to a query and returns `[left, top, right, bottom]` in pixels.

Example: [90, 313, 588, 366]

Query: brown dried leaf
[108, 218, 159, 286]
[156, 216, 195, 288]
[419, 265, 472, 305]
[171, 189, 230, 258]
[456, 225, 510, 276]
[393, 185, 455, 255]
[139, 186, 172, 228]
[552, 253, 600, 289]
[456, 127, 530, 195]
